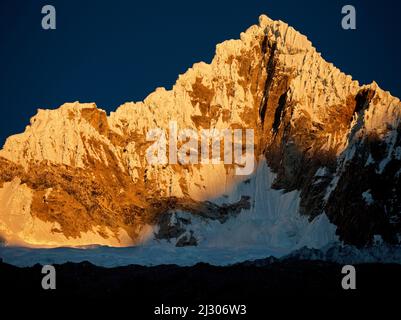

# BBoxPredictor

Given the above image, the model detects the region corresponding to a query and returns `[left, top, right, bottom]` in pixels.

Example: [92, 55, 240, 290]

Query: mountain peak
[0, 15, 400, 249]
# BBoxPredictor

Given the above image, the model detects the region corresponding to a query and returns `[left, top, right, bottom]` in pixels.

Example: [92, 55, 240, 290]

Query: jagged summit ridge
[0, 14, 390, 168]
[0, 15, 400, 249]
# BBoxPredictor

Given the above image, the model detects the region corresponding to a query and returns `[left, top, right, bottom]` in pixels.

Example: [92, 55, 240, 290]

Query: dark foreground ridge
[1, 259, 401, 303]
[2, 259, 400, 317]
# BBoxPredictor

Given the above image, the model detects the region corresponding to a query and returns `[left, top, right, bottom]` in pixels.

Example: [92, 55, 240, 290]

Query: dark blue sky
[0, 0, 400, 146]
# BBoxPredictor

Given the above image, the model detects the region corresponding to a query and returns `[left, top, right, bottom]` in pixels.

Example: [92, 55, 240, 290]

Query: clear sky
[0, 0, 400, 146]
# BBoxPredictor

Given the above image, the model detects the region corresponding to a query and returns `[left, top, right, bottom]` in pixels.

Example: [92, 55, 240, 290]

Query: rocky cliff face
[0, 15, 400, 248]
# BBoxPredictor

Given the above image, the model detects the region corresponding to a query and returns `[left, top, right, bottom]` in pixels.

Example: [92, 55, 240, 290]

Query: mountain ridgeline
[0, 15, 400, 249]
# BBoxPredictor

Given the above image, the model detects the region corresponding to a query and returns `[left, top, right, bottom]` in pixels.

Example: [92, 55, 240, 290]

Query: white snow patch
[314, 167, 328, 177]
[362, 190, 374, 205]
[365, 154, 375, 166]
[395, 146, 401, 160]
[324, 175, 340, 201]
[157, 159, 338, 251]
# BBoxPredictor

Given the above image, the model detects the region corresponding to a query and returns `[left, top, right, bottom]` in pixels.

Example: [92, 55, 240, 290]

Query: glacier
[0, 159, 340, 267]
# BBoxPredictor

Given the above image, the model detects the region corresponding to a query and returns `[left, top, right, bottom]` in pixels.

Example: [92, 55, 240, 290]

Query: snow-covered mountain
[0, 15, 400, 255]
